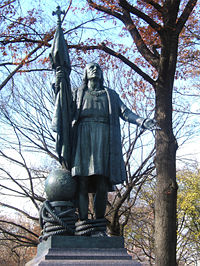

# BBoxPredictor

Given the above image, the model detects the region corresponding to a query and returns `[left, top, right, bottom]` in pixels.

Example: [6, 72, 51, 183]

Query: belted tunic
[71, 87, 143, 188]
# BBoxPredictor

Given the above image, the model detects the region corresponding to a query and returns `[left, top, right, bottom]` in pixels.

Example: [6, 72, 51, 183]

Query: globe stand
[39, 200, 78, 241]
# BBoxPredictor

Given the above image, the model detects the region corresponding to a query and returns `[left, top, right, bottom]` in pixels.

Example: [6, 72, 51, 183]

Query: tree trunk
[155, 33, 179, 266]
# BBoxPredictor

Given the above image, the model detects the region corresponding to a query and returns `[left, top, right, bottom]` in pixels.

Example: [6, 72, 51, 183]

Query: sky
[1, 0, 200, 217]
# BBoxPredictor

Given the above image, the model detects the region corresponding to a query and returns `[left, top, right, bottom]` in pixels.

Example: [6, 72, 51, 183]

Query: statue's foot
[75, 218, 107, 236]
[91, 231, 108, 237]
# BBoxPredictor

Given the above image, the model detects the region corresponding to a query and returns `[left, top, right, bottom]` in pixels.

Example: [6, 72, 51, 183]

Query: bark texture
[154, 28, 179, 265]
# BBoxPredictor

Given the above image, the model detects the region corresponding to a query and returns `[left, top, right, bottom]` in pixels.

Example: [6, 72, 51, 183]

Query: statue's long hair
[81, 63, 104, 90]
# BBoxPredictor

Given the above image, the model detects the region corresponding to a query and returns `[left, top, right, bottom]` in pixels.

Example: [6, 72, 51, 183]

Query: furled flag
[49, 6, 72, 169]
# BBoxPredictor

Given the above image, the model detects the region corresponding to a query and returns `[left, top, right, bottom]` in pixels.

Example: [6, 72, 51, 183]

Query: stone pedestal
[26, 236, 141, 266]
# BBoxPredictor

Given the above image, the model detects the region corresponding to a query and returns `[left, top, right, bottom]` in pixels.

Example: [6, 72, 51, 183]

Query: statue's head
[82, 63, 104, 89]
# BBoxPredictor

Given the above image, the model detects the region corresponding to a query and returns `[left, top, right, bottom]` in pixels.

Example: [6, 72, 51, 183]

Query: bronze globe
[45, 169, 76, 201]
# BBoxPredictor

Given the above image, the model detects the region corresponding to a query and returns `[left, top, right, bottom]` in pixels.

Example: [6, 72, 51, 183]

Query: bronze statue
[71, 63, 157, 223]
[50, 6, 158, 236]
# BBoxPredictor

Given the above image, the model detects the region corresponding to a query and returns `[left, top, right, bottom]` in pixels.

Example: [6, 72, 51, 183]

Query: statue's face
[86, 63, 102, 80]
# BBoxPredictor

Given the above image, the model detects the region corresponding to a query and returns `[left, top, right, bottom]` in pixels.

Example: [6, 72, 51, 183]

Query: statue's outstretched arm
[118, 96, 160, 130]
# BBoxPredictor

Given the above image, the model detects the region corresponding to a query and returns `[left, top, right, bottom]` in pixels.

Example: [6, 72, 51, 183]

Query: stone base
[26, 236, 141, 266]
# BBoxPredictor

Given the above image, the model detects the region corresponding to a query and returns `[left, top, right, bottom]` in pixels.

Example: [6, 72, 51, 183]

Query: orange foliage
[0, 0, 199, 92]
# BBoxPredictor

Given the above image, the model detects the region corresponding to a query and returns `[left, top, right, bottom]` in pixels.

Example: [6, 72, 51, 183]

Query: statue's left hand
[142, 118, 161, 130]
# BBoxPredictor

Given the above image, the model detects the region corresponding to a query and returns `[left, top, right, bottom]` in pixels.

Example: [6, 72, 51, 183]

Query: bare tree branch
[119, 0, 162, 33]
[87, 0, 124, 20]
[0, 202, 38, 221]
[0, 220, 39, 239]
[69, 43, 155, 86]
[176, 0, 198, 34]
[143, 0, 163, 13]
[0, 45, 42, 91]
[87, 0, 160, 70]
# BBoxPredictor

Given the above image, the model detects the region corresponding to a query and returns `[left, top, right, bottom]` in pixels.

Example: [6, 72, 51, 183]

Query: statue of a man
[69, 63, 156, 229]
[50, 7, 158, 237]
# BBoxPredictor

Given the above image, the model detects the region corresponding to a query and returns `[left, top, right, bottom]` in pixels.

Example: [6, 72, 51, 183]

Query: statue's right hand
[55, 67, 66, 91]
[56, 66, 65, 77]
